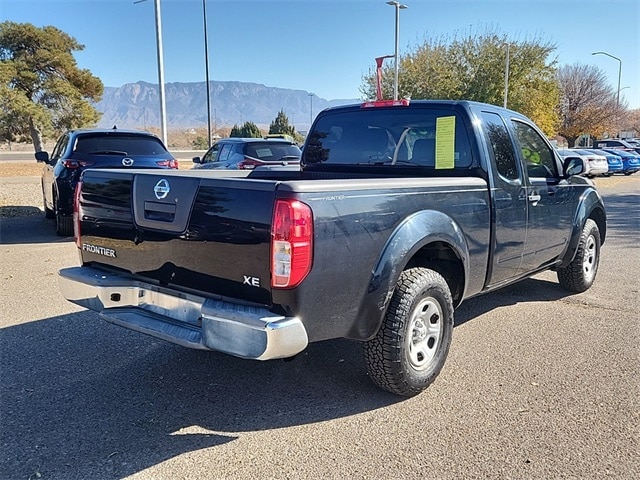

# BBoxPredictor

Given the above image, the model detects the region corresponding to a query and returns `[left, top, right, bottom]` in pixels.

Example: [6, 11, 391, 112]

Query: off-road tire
[557, 218, 600, 292]
[364, 267, 454, 397]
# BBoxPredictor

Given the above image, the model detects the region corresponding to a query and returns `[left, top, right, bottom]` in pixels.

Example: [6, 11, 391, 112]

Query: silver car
[557, 149, 608, 177]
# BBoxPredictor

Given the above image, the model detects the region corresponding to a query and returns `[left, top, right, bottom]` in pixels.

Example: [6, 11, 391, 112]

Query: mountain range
[95, 80, 360, 132]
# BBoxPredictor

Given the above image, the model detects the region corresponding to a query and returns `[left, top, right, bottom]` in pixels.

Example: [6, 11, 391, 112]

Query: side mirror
[35, 151, 50, 163]
[192, 156, 202, 164]
[563, 156, 585, 177]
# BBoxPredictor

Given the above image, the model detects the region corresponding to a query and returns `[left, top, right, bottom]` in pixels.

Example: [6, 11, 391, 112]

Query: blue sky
[3, 0, 639, 109]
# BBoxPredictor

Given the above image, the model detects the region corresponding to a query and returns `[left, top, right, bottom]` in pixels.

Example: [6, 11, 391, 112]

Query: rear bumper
[58, 266, 308, 360]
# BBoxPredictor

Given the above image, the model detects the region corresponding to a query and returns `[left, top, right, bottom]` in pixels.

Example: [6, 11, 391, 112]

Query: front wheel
[364, 267, 454, 397]
[557, 218, 600, 292]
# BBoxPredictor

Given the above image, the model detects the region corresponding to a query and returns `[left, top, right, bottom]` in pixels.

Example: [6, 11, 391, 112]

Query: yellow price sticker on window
[435, 116, 455, 169]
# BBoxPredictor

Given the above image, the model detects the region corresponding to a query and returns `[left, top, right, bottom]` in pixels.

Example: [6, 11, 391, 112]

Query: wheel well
[589, 207, 606, 245]
[404, 241, 465, 306]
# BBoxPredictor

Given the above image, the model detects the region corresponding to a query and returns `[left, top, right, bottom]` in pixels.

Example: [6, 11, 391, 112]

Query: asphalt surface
[1, 175, 638, 480]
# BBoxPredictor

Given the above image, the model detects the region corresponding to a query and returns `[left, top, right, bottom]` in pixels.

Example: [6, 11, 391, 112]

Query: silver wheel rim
[583, 234, 597, 283]
[406, 297, 443, 371]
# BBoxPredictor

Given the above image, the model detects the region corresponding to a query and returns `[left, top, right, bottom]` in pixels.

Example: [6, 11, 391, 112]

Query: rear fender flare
[352, 210, 469, 340]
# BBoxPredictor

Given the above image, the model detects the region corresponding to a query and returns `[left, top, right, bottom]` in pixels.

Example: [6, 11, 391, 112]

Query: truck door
[510, 120, 575, 272]
[479, 111, 528, 285]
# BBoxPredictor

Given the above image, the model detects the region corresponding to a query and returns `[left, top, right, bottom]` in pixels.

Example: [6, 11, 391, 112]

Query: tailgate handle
[144, 201, 176, 222]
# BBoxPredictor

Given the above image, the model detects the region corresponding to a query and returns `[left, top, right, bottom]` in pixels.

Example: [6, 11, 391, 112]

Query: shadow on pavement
[0, 213, 69, 244]
[602, 193, 640, 248]
[0, 312, 399, 479]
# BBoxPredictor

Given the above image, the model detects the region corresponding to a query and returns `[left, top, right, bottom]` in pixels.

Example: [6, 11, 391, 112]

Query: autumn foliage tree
[361, 30, 559, 136]
[0, 21, 104, 151]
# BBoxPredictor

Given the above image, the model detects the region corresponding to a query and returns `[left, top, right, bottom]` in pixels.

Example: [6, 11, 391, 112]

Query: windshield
[302, 108, 474, 169]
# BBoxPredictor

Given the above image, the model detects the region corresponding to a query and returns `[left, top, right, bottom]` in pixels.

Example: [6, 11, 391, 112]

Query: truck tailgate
[78, 169, 277, 305]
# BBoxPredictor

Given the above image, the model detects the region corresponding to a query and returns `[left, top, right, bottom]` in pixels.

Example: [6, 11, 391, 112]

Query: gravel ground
[0, 176, 42, 218]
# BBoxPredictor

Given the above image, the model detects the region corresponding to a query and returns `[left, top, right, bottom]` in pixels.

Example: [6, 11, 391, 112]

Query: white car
[557, 149, 608, 177]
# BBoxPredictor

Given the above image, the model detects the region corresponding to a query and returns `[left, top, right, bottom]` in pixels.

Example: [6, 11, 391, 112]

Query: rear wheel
[364, 267, 454, 397]
[557, 219, 600, 292]
[54, 197, 74, 237]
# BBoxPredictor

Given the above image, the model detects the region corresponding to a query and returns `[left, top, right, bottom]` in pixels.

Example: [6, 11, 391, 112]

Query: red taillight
[63, 159, 95, 169]
[73, 180, 82, 248]
[156, 158, 179, 169]
[238, 157, 265, 170]
[271, 199, 313, 288]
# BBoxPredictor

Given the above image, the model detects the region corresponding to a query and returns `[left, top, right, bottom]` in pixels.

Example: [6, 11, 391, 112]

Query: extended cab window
[511, 120, 557, 179]
[304, 108, 474, 170]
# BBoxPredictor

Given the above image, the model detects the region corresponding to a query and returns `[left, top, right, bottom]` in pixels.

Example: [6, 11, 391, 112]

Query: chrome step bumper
[58, 266, 308, 360]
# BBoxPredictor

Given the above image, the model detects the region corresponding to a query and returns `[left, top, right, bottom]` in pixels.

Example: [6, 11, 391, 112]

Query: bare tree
[621, 109, 640, 137]
[556, 63, 623, 146]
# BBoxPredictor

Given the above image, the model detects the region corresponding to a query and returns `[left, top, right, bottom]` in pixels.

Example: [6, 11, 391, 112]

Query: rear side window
[244, 142, 301, 161]
[219, 143, 233, 161]
[303, 108, 474, 170]
[73, 134, 169, 156]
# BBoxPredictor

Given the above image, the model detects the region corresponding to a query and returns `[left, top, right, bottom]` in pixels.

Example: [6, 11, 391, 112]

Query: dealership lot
[1, 173, 638, 480]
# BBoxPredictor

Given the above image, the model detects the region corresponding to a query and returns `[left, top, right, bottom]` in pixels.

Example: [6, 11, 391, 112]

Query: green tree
[361, 30, 559, 135]
[269, 109, 296, 136]
[230, 121, 262, 138]
[556, 63, 621, 146]
[0, 21, 104, 151]
[192, 135, 209, 150]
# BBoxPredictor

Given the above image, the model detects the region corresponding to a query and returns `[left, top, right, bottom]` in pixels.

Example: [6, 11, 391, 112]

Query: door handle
[528, 194, 541, 205]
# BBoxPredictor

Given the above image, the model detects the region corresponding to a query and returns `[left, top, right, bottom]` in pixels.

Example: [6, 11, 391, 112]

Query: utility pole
[386, 1, 408, 100]
[202, 0, 212, 147]
[134, 0, 168, 145]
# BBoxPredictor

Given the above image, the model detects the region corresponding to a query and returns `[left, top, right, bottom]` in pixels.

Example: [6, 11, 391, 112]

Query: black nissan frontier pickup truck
[58, 100, 606, 396]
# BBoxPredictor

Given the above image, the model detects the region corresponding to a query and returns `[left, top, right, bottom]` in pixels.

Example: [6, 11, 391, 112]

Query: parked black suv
[192, 137, 301, 170]
[36, 128, 178, 236]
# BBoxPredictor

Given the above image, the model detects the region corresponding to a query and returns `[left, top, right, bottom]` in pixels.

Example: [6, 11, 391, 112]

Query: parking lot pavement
[0, 174, 638, 480]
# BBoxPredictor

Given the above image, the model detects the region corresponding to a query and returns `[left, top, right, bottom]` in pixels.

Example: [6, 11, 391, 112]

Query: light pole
[309, 93, 314, 127]
[503, 43, 510, 108]
[135, 0, 168, 146]
[386, 1, 408, 101]
[202, 0, 212, 147]
[592, 51, 622, 107]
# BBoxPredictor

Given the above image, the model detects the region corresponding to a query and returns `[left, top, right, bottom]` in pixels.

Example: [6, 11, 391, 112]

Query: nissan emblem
[154, 179, 170, 200]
